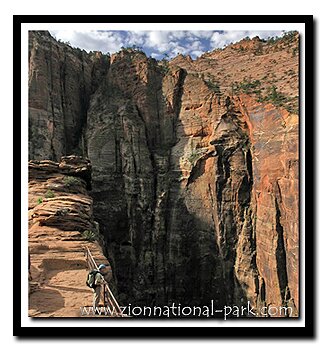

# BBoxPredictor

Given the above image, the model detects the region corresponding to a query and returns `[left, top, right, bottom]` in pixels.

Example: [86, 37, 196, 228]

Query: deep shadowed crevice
[274, 197, 290, 302]
[246, 149, 253, 182]
[187, 158, 207, 186]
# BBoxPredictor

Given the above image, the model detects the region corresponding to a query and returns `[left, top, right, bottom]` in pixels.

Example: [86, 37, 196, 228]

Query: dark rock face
[28, 31, 110, 160]
[28, 31, 299, 316]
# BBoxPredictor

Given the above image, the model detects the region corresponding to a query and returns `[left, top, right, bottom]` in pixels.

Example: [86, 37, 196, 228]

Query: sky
[49, 30, 285, 60]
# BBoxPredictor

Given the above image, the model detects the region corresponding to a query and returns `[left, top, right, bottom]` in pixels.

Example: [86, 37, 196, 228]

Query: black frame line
[13, 14, 314, 338]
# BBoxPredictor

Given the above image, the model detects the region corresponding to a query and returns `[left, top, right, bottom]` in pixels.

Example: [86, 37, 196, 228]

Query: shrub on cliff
[45, 190, 55, 198]
[64, 176, 82, 187]
[188, 148, 204, 166]
[205, 79, 222, 95]
[81, 230, 98, 242]
[233, 78, 262, 95]
[258, 85, 288, 106]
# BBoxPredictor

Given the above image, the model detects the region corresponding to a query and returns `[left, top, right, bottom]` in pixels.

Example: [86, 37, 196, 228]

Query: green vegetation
[232, 78, 262, 96]
[37, 197, 43, 205]
[257, 85, 288, 105]
[81, 230, 98, 242]
[205, 79, 221, 95]
[266, 31, 298, 46]
[286, 69, 295, 76]
[257, 85, 298, 113]
[188, 150, 201, 165]
[45, 189, 55, 199]
[232, 77, 298, 114]
[57, 38, 71, 46]
[56, 208, 70, 216]
[188, 148, 207, 165]
[282, 31, 298, 42]
[119, 45, 145, 56]
[292, 47, 298, 57]
[64, 176, 82, 187]
[254, 43, 263, 56]
[203, 73, 222, 95]
[159, 59, 170, 75]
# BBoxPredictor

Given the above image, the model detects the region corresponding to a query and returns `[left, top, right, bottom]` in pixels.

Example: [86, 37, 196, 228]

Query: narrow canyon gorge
[28, 30, 299, 317]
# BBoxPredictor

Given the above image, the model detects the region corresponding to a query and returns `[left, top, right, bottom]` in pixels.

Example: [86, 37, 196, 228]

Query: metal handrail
[85, 246, 124, 317]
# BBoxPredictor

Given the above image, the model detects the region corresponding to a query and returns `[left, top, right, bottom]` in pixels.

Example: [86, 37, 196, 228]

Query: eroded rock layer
[28, 156, 113, 317]
[28, 31, 299, 316]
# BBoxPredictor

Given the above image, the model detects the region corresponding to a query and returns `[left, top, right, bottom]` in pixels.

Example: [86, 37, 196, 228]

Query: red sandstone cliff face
[170, 33, 299, 113]
[28, 156, 113, 317]
[235, 96, 299, 313]
[28, 31, 299, 317]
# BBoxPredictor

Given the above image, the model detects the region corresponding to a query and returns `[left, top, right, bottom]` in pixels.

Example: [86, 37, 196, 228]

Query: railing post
[103, 284, 106, 307]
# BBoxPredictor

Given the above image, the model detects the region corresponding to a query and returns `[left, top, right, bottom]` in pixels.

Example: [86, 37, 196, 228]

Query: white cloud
[150, 52, 161, 59]
[50, 30, 74, 43]
[49, 30, 287, 60]
[49, 30, 124, 53]
[170, 31, 188, 40]
[147, 31, 170, 47]
[189, 30, 214, 39]
[189, 40, 203, 50]
[210, 30, 284, 49]
[125, 31, 147, 47]
[191, 50, 204, 58]
[170, 45, 187, 56]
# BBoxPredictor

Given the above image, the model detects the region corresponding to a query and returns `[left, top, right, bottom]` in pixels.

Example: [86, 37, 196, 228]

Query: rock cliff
[28, 155, 113, 317]
[29, 31, 110, 160]
[28, 31, 299, 317]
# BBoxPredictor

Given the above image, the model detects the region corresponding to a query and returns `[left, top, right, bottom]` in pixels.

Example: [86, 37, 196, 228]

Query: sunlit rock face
[28, 31, 299, 316]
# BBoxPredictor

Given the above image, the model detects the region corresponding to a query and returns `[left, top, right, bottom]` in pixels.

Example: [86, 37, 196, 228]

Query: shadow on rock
[29, 288, 65, 315]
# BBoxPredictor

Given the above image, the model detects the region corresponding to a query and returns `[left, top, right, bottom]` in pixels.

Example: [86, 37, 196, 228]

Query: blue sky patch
[49, 30, 285, 59]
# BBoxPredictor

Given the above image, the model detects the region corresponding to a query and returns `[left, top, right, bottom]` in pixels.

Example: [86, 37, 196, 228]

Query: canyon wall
[28, 31, 299, 316]
[29, 31, 110, 160]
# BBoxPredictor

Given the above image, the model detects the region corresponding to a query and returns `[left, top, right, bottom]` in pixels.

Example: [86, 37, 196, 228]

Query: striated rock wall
[28, 156, 113, 317]
[235, 95, 299, 314]
[28, 31, 299, 316]
[28, 31, 110, 160]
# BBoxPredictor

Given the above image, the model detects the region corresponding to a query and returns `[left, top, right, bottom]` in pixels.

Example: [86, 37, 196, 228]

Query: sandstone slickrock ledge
[28, 31, 300, 317]
[28, 155, 112, 317]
